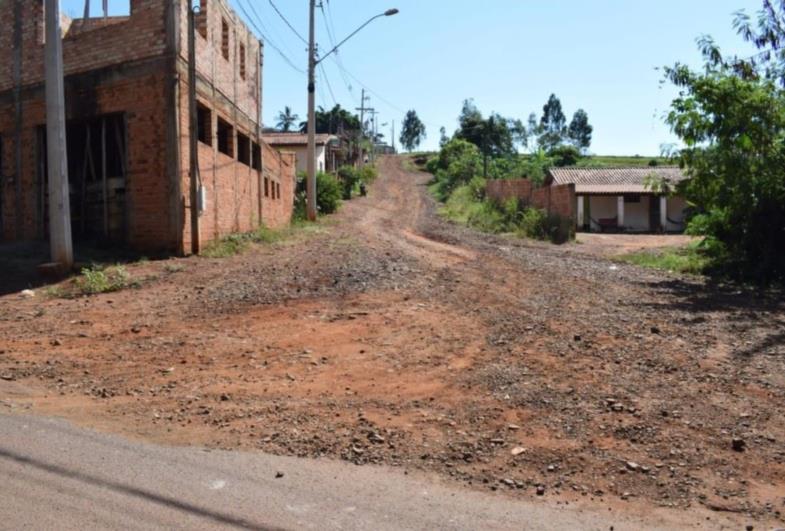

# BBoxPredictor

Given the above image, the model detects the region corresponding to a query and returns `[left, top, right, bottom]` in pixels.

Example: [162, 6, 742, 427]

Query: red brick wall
[486, 178, 576, 221]
[0, 1, 169, 93]
[182, 0, 262, 125]
[0, 66, 171, 249]
[485, 179, 533, 204]
[0, 0, 291, 255]
[261, 144, 295, 229]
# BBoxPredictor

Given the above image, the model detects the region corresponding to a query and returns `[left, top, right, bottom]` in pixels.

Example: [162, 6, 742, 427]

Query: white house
[546, 167, 689, 233]
[262, 133, 339, 174]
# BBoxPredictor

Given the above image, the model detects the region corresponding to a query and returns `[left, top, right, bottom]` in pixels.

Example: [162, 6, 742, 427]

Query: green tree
[439, 126, 450, 148]
[455, 100, 515, 177]
[300, 105, 361, 135]
[664, 1, 785, 282]
[400, 110, 426, 152]
[538, 94, 567, 151]
[567, 109, 593, 153]
[276, 106, 299, 132]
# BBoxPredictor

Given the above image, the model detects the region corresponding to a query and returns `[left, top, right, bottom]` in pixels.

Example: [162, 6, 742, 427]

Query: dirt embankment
[1, 156, 783, 527]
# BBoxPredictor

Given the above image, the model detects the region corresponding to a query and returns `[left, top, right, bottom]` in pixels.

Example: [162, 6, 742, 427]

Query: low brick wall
[485, 179, 576, 222]
[485, 179, 533, 204]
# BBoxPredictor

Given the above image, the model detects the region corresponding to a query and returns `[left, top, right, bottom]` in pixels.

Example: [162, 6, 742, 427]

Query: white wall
[624, 196, 650, 232]
[588, 196, 617, 231]
[290, 145, 327, 175]
[666, 196, 688, 232]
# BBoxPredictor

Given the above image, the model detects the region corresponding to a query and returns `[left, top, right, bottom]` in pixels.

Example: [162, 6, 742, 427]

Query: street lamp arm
[316, 9, 398, 65]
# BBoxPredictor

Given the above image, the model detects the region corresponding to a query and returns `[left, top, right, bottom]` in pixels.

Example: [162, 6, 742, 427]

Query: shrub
[77, 265, 130, 294]
[548, 145, 581, 167]
[316, 171, 342, 214]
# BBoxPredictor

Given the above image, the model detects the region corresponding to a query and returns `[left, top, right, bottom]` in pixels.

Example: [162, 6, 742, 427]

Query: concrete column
[660, 196, 668, 231]
[576, 196, 584, 230]
[617, 196, 625, 228]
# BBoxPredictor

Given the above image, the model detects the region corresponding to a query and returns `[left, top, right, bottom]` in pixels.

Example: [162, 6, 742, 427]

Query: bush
[293, 171, 343, 215]
[548, 145, 581, 167]
[77, 265, 130, 294]
[316, 171, 342, 214]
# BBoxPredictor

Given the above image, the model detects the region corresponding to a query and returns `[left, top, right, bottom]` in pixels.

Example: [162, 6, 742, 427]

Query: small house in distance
[263, 133, 340, 174]
[545, 167, 689, 233]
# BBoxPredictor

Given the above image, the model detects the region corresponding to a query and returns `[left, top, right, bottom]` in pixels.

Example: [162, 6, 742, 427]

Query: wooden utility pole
[45, 0, 73, 268]
[305, 0, 317, 221]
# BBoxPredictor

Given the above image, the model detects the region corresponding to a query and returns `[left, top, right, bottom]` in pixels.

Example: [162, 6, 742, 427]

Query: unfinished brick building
[0, 0, 295, 255]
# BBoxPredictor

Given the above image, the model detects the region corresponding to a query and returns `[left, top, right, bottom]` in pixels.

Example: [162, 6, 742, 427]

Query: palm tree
[276, 106, 299, 132]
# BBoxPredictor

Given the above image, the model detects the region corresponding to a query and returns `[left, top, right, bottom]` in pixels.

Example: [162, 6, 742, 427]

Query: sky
[64, 0, 763, 155]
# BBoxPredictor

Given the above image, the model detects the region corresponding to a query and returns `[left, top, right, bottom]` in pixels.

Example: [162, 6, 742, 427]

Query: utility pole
[355, 89, 369, 167]
[368, 109, 379, 165]
[187, 6, 200, 254]
[306, 0, 317, 221]
[45, 0, 73, 268]
[392, 120, 395, 153]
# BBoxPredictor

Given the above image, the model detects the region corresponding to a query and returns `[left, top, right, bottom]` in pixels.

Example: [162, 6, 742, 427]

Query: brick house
[0, 0, 295, 255]
[545, 167, 689, 233]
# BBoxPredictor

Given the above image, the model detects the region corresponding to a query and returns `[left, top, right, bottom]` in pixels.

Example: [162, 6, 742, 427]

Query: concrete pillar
[660, 196, 668, 231]
[576, 196, 584, 230]
[617, 196, 625, 228]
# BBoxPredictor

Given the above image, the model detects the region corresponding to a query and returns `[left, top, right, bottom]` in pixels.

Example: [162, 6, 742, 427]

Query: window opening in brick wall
[197, 104, 212, 145]
[251, 142, 261, 171]
[264, 177, 269, 197]
[217, 118, 234, 157]
[196, 0, 208, 39]
[221, 18, 230, 60]
[237, 132, 250, 166]
[276, 182, 281, 200]
[239, 42, 246, 79]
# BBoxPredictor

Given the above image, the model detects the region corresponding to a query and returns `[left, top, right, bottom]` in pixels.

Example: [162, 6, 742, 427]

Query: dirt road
[1, 156, 783, 527]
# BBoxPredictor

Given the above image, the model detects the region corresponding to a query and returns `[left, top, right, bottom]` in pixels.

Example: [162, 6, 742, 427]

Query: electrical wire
[235, 0, 306, 74]
[268, 0, 308, 45]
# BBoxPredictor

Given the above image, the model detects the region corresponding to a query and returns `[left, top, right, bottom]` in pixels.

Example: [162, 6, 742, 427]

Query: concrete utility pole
[187, 6, 200, 254]
[368, 109, 379, 165]
[392, 120, 396, 153]
[305, 0, 317, 221]
[306, 6, 398, 214]
[45, 0, 73, 268]
[356, 89, 369, 167]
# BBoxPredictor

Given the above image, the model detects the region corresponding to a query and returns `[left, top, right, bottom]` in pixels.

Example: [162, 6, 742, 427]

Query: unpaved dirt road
[1, 156, 783, 528]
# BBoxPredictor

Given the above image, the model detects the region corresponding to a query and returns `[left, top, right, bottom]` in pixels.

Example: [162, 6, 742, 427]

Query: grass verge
[201, 222, 322, 258]
[615, 241, 710, 275]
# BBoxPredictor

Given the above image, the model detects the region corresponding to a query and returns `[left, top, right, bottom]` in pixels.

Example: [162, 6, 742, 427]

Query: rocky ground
[1, 156, 783, 527]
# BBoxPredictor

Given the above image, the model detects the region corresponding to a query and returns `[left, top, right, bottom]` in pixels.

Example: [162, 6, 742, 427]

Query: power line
[319, 2, 356, 105]
[235, 0, 305, 74]
[269, 0, 308, 45]
[318, 62, 338, 106]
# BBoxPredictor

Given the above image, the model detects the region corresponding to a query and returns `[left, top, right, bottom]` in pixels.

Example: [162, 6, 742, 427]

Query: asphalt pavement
[0, 413, 720, 530]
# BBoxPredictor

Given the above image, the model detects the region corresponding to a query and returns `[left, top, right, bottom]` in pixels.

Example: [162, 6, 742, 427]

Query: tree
[526, 113, 540, 153]
[299, 105, 360, 135]
[664, 1, 785, 282]
[439, 126, 450, 148]
[538, 94, 567, 151]
[455, 100, 515, 176]
[276, 106, 299, 132]
[567, 109, 593, 153]
[400, 110, 426, 152]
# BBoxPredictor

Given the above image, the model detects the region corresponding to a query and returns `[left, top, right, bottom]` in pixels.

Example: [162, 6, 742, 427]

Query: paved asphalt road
[0, 413, 726, 530]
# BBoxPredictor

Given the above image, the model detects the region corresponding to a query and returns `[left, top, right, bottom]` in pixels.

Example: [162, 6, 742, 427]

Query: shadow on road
[0, 446, 280, 530]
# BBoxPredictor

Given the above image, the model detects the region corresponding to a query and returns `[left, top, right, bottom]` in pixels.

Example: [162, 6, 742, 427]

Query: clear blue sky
[64, 0, 761, 155]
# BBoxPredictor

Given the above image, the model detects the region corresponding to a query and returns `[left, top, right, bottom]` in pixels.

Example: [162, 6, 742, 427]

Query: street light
[305, 4, 398, 221]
